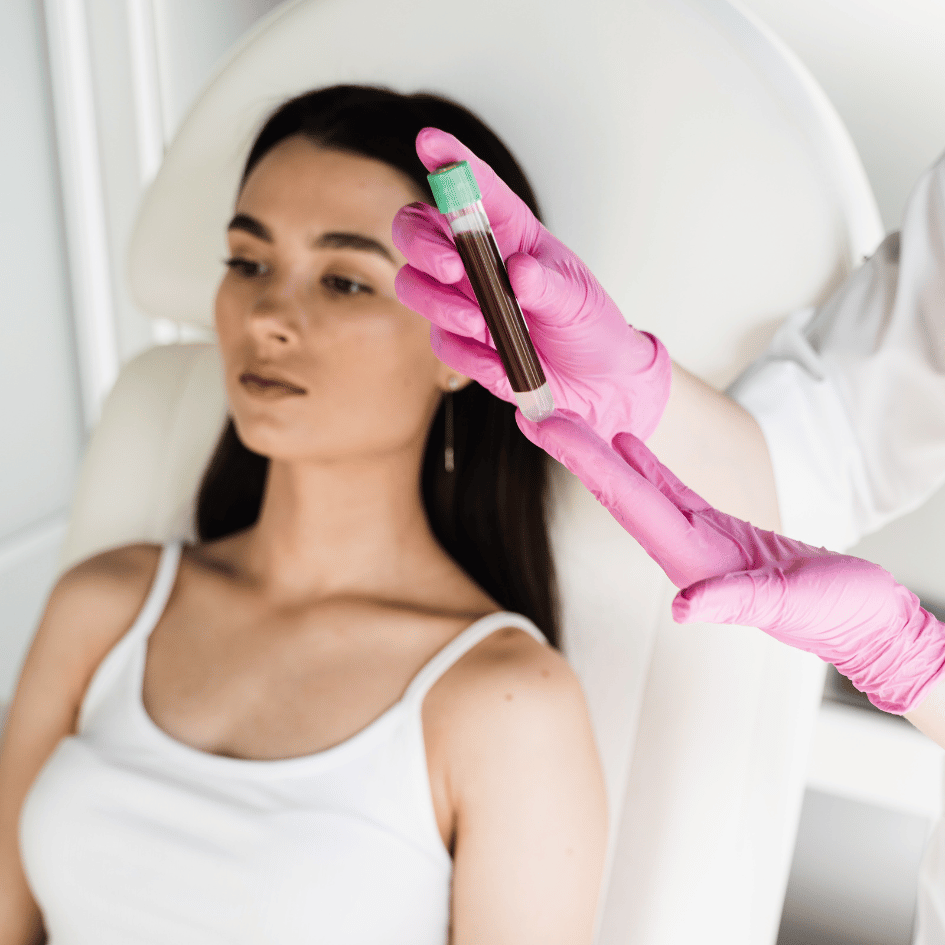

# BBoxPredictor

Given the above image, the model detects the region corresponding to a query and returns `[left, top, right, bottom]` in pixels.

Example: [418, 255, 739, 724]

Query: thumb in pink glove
[516, 408, 945, 714]
[393, 127, 671, 444]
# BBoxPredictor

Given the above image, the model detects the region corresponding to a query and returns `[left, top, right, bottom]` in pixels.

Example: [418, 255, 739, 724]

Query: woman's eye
[224, 256, 268, 278]
[323, 275, 374, 296]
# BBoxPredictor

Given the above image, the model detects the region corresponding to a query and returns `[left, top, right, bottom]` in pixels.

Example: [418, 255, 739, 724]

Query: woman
[0, 87, 607, 945]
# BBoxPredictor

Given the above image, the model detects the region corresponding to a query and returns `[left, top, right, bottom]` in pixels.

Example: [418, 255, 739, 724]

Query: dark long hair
[196, 85, 559, 646]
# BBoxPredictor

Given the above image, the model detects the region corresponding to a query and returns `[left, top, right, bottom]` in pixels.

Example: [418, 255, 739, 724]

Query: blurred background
[2, 1, 944, 942]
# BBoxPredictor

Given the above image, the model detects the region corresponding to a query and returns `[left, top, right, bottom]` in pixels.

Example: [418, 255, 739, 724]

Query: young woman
[0, 87, 607, 945]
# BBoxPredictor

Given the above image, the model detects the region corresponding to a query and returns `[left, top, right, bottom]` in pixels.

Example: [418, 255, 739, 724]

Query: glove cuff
[840, 604, 945, 715]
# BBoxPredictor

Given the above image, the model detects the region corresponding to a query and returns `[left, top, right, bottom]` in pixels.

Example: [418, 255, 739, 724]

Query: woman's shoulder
[54, 542, 164, 611]
[425, 620, 592, 760]
[450, 622, 576, 697]
[9, 543, 168, 741]
[40, 542, 166, 671]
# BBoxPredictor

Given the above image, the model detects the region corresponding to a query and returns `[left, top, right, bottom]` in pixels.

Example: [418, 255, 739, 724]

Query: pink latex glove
[517, 409, 945, 714]
[393, 128, 671, 444]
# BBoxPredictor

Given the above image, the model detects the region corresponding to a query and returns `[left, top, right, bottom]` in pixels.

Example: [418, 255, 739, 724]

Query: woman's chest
[142, 585, 462, 763]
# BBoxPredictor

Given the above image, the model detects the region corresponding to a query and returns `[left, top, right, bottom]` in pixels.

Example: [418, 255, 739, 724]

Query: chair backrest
[62, 0, 882, 942]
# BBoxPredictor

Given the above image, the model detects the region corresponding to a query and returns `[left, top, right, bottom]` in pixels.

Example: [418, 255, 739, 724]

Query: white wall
[80, 0, 285, 367]
[0, 1, 85, 699]
[154, 0, 286, 142]
[739, 0, 945, 236]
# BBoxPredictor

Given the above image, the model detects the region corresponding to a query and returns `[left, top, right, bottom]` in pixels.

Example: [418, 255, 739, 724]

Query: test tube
[427, 161, 554, 422]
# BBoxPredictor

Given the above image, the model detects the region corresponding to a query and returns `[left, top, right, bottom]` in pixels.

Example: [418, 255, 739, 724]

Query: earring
[444, 377, 459, 473]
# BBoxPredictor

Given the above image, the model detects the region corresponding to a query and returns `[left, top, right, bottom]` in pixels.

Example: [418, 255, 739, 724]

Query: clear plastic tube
[428, 164, 554, 422]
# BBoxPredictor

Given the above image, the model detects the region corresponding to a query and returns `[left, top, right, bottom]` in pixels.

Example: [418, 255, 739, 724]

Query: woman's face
[215, 135, 454, 464]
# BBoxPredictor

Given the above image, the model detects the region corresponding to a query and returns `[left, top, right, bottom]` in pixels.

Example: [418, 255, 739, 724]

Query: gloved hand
[393, 127, 671, 444]
[517, 409, 945, 714]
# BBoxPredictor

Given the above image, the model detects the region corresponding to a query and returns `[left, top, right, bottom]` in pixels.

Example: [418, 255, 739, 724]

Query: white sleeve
[728, 153, 945, 550]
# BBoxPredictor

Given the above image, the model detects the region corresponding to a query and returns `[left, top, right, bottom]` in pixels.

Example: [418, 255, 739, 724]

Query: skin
[905, 675, 945, 749]
[647, 361, 782, 533]
[0, 138, 607, 945]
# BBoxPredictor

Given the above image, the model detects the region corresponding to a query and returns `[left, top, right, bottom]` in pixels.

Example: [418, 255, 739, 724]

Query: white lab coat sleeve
[728, 152, 945, 550]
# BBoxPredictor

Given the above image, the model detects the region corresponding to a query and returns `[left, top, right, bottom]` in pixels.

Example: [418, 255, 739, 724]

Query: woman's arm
[0, 547, 157, 945]
[426, 630, 608, 945]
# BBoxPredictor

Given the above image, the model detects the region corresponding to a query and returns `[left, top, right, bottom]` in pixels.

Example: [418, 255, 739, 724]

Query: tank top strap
[126, 541, 184, 643]
[402, 612, 547, 708]
[77, 541, 184, 730]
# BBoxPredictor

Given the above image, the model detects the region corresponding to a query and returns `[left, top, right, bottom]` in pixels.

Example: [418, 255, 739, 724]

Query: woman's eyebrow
[227, 213, 272, 242]
[227, 214, 395, 264]
[313, 232, 396, 263]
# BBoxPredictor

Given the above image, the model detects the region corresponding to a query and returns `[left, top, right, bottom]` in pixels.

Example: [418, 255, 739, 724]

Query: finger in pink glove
[393, 127, 671, 443]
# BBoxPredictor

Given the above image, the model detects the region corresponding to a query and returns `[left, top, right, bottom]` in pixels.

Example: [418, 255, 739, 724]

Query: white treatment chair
[60, 0, 883, 942]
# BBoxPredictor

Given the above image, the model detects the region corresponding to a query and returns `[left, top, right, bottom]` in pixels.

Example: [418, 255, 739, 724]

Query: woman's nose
[249, 273, 311, 342]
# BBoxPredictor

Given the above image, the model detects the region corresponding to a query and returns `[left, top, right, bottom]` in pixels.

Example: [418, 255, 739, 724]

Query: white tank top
[20, 542, 546, 945]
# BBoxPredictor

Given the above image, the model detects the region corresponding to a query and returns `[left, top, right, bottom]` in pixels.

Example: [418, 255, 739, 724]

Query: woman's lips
[239, 372, 307, 397]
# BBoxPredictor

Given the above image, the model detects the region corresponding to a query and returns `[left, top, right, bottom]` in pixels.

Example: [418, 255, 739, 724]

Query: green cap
[427, 161, 481, 214]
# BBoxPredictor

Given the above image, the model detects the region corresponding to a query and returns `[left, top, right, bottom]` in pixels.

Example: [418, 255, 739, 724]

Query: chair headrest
[127, 0, 880, 387]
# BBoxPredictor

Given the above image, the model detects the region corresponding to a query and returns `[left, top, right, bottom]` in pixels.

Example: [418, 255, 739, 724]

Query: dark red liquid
[454, 229, 547, 394]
